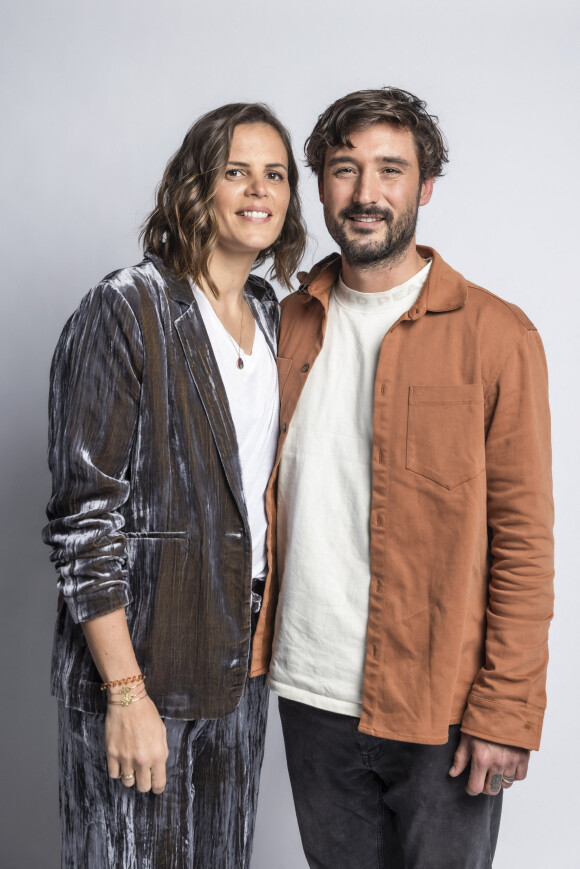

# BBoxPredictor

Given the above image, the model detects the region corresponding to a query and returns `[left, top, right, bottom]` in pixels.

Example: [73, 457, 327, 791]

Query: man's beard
[324, 195, 420, 270]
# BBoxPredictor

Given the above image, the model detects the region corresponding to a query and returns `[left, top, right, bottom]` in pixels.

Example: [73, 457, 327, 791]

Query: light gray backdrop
[1, 0, 579, 866]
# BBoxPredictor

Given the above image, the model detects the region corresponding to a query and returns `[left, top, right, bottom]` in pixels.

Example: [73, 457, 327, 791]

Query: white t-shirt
[269, 262, 431, 715]
[194, 285, 279, 580]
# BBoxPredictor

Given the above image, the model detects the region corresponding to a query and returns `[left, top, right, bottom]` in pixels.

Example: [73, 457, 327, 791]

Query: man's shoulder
[280, 252, 341, 316]
[465, 280, 537, 334]
[428, 247, 537, 335]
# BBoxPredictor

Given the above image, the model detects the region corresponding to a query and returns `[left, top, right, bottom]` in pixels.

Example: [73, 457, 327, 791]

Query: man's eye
[334, 167, 355, 176]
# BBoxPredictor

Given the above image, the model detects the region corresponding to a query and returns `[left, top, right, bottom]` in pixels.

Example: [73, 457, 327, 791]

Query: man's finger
[514, 756, 529, 782]
[465, 757, 489, 796]
[485, 770, 504, 795]
[448, 734, 472, 777]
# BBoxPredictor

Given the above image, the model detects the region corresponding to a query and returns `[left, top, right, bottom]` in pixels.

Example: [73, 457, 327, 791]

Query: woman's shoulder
[245, 273, 279, 305]
[97, 255, 167, 303]
[245, 274, 280, 345]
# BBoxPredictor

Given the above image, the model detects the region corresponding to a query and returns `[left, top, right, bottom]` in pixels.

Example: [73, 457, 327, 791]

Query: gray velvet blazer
[43, 253, 279, 719]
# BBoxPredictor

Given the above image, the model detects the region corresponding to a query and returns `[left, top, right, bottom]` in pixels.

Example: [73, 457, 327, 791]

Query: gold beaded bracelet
[100, 673, 146, 692]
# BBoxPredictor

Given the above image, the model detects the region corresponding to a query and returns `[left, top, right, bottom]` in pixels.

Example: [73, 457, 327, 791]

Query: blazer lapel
[148, 254, 248, 524]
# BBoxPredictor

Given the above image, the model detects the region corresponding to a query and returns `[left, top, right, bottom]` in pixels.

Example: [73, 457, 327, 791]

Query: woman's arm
[45, 285, 167, 793]
[82, 608, 168, 794]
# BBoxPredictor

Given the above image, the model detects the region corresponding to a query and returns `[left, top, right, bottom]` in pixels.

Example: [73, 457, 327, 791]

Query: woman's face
[212, 123, 291, 261]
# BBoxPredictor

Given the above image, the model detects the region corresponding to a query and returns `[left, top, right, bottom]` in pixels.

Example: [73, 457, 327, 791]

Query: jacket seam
[468, 692, 545, 716]
[467, 283, 538, 330]
[483, 328, 535, 405]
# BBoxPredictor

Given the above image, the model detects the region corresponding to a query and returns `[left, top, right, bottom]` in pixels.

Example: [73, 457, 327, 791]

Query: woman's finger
[150, 758, 167, 795]
[134, 764, 152, 793]
[107, 758, 122, 780]
[120, 769, 136, 788]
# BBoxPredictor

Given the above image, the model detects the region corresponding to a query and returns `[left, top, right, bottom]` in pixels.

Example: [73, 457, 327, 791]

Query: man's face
[319, 123, 433, 269]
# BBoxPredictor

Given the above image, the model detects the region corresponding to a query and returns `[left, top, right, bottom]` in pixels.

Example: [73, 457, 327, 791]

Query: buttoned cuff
[461, 692, 544, 751]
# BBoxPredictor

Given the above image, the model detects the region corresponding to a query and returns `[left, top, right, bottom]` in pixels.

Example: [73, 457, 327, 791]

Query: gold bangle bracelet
[108, 691, 147, 707]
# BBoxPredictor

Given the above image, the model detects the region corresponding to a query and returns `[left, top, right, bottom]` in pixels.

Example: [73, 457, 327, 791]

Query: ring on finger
[502, 774, 515, 785]
[121, 772, 135, 781]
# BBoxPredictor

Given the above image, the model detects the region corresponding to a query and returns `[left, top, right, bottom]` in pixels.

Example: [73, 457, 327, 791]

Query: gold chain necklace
[204, 288, 246, 370]
[217, 297, 245, 370]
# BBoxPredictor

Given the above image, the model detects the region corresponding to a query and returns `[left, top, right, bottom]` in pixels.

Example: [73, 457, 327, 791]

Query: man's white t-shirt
[269, 262, 431, 715]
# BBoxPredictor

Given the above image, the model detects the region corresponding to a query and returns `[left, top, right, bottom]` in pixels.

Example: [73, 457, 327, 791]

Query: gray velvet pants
[57, 674, 268, 869]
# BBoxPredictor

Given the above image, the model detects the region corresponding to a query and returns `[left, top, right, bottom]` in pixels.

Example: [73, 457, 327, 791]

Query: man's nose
[353, 170, 379, 205]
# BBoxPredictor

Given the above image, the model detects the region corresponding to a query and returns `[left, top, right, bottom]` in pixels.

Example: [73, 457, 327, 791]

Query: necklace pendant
[237, 357, 244, 370]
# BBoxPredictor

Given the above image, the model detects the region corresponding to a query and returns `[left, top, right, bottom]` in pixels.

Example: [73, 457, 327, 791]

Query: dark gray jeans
[279, 697, 502, 869]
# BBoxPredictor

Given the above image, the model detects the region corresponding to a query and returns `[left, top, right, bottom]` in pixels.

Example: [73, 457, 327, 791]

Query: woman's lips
[236, 209, 272, 221]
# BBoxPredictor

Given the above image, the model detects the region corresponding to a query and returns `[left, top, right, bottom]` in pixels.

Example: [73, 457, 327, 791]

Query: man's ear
[419, 177, 434, 206]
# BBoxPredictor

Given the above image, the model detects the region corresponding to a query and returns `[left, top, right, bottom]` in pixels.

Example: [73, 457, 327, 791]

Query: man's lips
[346, 213, 386, 225]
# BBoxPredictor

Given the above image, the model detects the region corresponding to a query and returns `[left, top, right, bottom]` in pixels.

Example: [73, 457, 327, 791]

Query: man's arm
[454, 327, 554, 792]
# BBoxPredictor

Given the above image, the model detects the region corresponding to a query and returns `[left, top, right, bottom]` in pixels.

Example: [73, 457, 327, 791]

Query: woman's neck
[205, 248, 256, 308]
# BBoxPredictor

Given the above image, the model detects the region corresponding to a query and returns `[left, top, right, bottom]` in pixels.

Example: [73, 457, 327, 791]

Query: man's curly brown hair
[305, 87, 448, 183]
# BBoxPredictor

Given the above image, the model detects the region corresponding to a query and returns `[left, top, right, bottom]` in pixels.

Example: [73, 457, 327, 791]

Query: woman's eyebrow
[227, 161, 288, 169]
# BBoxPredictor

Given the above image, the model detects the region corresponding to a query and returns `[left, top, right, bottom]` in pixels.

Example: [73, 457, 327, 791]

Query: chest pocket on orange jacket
[405, 384, 485, 490]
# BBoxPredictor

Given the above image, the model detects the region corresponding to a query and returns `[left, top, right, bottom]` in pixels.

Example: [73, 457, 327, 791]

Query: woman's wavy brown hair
[305, 87, 449, 183]
[141, 103, 306, 297]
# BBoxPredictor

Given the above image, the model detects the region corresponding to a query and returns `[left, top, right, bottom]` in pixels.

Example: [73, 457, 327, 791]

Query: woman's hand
[105, 694, 169, 794]
[80, 608, 169, 795]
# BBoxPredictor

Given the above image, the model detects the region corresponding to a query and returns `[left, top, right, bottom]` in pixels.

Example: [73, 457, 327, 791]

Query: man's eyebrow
[326, 155, 411, 168]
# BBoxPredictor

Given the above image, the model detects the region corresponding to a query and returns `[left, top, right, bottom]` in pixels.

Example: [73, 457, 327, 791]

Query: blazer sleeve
[42, 284, 144, 623]
[461, 327, 554, 750]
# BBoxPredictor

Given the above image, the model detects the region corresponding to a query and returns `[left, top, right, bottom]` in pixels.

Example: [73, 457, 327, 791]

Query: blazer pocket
[406, 384, 485, 490]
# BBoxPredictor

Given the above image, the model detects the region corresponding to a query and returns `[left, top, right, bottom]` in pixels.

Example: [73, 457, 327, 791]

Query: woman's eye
[267, 171, 284, 181]
[225, 168, 243, 178]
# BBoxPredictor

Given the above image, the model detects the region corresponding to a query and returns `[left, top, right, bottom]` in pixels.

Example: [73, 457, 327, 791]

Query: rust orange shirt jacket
[251, 246, 554, 752]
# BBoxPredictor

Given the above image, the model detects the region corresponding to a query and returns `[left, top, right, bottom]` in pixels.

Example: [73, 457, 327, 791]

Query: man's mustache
[339, 206, 394, 224]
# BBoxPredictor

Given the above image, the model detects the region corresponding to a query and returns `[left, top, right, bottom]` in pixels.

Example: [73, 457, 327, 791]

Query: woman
[43, 103, 306, 869]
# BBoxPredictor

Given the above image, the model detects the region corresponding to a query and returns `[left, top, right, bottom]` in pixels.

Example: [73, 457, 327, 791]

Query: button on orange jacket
[252, 247, 554, 751]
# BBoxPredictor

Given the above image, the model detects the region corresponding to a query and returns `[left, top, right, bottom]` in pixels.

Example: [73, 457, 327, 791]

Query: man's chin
[342, 241, 389, 266]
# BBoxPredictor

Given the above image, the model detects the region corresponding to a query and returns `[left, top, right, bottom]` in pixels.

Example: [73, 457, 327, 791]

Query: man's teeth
[239, 211, 270, 218]
[351, 216, 382, 222]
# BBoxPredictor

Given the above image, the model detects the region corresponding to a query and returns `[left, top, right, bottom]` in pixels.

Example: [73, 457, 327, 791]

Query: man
[251, 88, 554, 868]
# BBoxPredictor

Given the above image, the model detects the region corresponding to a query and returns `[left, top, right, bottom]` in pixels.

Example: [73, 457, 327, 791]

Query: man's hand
[449, 733, 530, 796]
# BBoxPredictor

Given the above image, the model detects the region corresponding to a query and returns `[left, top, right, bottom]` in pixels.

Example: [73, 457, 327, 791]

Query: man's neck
[340, 243, 427, 294]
